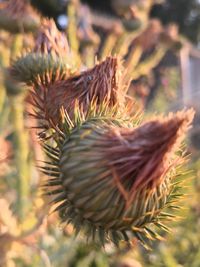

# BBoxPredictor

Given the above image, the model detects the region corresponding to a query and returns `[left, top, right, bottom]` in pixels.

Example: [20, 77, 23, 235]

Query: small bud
[0, 0, 40, 33]
[10, 19, 73, 86]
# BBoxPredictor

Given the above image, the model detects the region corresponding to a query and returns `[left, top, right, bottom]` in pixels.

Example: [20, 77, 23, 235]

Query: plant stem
[10, 95, 30, 221]
[100, 33, 118, 60]
[0, 81, 6, 115]
[67, 0, 80, 65]
[9, 34, 31, 222]
[0, 40, 10, 115]
[83, 45, 95, 68]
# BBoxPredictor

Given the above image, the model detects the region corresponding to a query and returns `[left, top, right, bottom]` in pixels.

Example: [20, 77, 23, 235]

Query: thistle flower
[33, 19, 69, 57]
[0, 0, 40, 33]
[42, 105, 194, 247]
[30, 56, 127, 137]
[10, 19, 74, 86]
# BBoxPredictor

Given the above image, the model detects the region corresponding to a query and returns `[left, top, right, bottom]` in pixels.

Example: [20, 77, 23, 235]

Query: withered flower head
[30, 56, 126, 135]
[34, 19, 69, 57]
[0, 0, 40, 33]
[10, 19, 73, 86]
[42, 106, 194, 247]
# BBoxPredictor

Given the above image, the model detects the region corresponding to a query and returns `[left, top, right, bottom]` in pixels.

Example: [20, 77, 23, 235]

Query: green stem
[10, 96, 30, 221]
[111, 32, 128, 56]
[10, 34, 23, 60]
[131, 47, 167, 80]
[100, 33, 118, 60]
[111, 26, 146, 58]
[0, 40, 10, 116]
[0, 79, 6, 115]
[8, 34, 30, 222]
[83, 45, 95, 68]
[67, 1, 79, 56]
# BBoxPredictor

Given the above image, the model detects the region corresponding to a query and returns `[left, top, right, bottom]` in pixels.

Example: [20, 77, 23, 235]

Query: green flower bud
[10, 53, 73, 86]
[10, 19, 74, 86]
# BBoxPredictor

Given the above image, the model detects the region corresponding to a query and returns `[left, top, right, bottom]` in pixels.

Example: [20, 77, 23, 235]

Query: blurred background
[1, 0, 200, 266]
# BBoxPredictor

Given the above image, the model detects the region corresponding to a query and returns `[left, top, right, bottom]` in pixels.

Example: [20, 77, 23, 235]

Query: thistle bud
[0, 0, 40, 33]
[30, 56, 127, 135]
[43, 107, 194, 247]
[10, 19, 73, 86]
